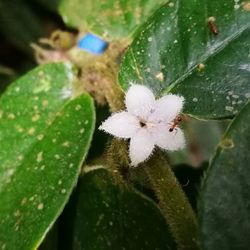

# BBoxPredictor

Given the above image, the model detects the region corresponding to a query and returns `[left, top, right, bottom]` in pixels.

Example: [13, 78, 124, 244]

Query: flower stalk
[144, 150, 200, 250]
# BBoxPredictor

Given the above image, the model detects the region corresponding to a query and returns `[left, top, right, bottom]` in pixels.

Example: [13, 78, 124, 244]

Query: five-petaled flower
[99, 84, 185, 166]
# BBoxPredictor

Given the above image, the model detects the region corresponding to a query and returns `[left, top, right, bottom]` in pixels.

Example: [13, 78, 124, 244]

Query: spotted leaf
[199, 101, 250, 249]
[119, 0, 250, 119]
[59, 0, 168, 39]
[0, 63, 95, 250]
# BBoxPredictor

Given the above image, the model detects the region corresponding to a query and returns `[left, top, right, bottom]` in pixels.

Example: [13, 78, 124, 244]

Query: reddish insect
[208, 16, 218, 35]
[169, 115, 182, 132]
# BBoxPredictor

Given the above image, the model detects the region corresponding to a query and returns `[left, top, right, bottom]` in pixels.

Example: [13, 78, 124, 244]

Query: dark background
[0, 0, 63, 92]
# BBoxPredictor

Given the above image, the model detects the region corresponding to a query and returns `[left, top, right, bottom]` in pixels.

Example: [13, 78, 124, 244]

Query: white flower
[99, 84, 185, 166]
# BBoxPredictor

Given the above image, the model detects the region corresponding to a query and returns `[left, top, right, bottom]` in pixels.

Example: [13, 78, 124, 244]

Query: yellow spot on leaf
[198, 63, 205, 72]
[42, 99, 49, 107]
[8, 113, 15, 119]
[16, 126, 24, 133]
[36, 152, 43, 162]
[37, 203, 44, 210]
[14, 210, 21, 217]
[34, 77, 51, 93]
[32, 114, 40, 122]
[37, 134, 44, 140]
[75, 104, 82, 111]
[17, 155, 24, 161]
[61, 189, 66, 194]
[55, 154, 60, 159]
[62, 141, 70, 147]
[21, 198, 27, 205]
[220, 138, 234, 149]
[155, 72, 164, 82]
[28, 127, 35, 135]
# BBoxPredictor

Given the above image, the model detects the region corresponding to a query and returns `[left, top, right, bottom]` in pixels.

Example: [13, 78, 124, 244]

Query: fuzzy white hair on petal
[150, 94, 184, 123]
[129, 129, 155, 166]
[155, 127, 185, 151]
[125, 84, 156, 120]
[99, 111, 139, 139]
[167, 129, 185, 150]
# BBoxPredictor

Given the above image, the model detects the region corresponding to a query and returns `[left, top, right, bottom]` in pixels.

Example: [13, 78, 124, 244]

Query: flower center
[139, 120, 147, 128]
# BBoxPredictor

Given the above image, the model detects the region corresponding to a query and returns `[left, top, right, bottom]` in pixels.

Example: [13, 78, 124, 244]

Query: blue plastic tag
[77, 33, 108, 55]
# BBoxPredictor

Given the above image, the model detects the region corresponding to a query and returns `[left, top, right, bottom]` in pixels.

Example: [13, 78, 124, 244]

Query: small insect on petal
[169, 115, 182, 133]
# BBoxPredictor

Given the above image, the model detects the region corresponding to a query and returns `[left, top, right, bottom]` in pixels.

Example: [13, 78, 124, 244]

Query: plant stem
[105, 139, 130, 184]
[144, 150, 200, 250]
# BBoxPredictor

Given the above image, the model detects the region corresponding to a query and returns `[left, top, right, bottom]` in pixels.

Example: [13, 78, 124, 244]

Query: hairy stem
[106, 139, 130, 184]
[144, 150, 200, 250]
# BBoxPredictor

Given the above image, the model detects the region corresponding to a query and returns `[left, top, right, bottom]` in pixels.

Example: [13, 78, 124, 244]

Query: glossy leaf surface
[119, 1, 250, 119]
[0, 63, 95, 250]
[199, 101, 250, 249]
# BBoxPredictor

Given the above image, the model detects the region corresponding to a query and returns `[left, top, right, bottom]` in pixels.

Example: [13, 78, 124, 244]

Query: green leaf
[65, 167, 176, 250]
[0, 63, 95, 250]
[119, 1, 250, 119]
[59, 0, 167, 39]
[199, 101, 250, 249]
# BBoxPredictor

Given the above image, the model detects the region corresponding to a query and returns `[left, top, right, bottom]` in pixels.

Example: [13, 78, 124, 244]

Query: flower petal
[149, 94, 184, 123]
[125, 84, 155, 120]
[129, 129, 155, 166]
[153, 125, 185, 151]
[99, 112, 139, 138]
